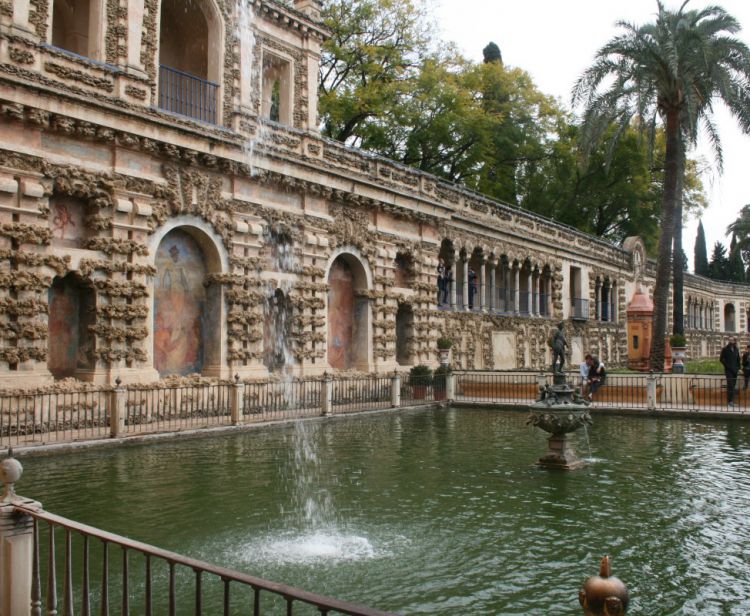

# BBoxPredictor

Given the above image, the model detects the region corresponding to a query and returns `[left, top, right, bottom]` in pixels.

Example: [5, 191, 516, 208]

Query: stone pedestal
[538, 433, 586, 470]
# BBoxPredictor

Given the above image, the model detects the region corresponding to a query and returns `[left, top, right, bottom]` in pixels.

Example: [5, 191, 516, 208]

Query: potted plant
[434, 365, 451, 401]
[669, 333, 687, 374]
[437, 337, 453, 366]
[409, 365, 434, 399]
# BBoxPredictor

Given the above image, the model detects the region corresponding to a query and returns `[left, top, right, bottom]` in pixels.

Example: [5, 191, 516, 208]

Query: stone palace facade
[0, 0, 748, 387]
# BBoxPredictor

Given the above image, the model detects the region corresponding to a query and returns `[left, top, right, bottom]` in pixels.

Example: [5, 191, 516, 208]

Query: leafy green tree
[694, 220, 709, 275]
[709, 241, 731, 281]
[319, 0, 431, 144]
[573, 2, 750, 371]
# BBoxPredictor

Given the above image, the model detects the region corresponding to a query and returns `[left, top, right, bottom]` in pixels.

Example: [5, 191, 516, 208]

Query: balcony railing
[159, 65, 219, 124]
[571, 297, 589, 320]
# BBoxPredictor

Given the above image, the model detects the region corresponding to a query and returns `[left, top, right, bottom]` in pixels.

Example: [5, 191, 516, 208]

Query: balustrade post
[0, 450, 41, 616]
[646, 371, 657, 410]
[231, 375, 243, 425]
[446, 371, 456, 402]
[109, 378, 126, 438]
[321, 373, 333, 416]
[391, 371, 401, 408]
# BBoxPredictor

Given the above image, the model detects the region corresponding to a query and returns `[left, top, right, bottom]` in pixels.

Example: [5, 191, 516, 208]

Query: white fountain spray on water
[232, 1, 378, 565]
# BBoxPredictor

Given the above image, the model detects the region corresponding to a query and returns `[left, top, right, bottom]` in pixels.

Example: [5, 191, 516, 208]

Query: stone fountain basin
[527, 405, 592, 435]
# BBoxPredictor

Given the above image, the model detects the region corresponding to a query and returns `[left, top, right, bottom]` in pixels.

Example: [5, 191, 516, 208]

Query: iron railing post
[0, 449, 41, 616]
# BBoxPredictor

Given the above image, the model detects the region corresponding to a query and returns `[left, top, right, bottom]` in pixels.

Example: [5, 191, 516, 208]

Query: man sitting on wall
[586, 354, 606, 401]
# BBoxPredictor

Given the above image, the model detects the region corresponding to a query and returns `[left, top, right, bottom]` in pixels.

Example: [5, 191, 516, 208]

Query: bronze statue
[551, 322, 568, 373]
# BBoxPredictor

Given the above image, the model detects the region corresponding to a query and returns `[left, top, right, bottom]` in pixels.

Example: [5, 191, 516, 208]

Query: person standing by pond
[742, 344, 750, 390]
[720, 337, 741, 408]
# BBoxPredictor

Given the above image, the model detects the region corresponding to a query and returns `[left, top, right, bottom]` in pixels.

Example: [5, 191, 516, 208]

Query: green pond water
[18, 407, 750, 615]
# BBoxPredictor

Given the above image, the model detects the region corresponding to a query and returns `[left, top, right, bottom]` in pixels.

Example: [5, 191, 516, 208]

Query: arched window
[158, 0, 223, 123]
[51, 0, 104, 59]
[327, 253, 371, 371]
[153, 228, 221, 376]
[262, 53, 293, 125]
[438, 239, 455, 308]
[48, 273, 96, 380]
[395, 304, 414, 366]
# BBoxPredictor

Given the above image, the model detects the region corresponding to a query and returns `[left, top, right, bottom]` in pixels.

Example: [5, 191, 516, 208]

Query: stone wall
[0, 0, 748, 388]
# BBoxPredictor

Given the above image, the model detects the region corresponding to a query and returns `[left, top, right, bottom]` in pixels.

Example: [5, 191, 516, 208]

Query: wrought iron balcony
[571, 297, 589, 320]
[158, 65, 219, 125]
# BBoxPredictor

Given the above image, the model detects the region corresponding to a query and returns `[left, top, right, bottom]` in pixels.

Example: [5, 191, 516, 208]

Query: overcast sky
[436, 0, 750, 264]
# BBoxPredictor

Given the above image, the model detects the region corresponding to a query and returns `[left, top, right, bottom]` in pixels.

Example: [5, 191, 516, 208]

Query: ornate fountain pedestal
[528, 372, 592, 470]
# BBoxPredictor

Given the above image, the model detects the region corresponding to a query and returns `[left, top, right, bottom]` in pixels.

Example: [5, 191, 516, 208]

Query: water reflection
[19, 408, 750, 615]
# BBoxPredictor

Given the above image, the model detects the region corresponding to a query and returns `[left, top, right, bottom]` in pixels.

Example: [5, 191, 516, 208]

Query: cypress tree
[694, 220, 709, 276]
[729, 234, 746, 282]
[483, 42, 502, 64]
[709, 241, 730, 281]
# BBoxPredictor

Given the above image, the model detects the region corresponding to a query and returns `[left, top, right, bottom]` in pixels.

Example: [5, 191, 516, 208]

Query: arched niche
[326, 250, 372, 371]
[152, 225, 224, 377]
[51, 0, 105, 60]
[724, 303, 736, 333]
[48, 273, 96, 380]
[395, 303, 414, 366]
[263, 288, 293, 373]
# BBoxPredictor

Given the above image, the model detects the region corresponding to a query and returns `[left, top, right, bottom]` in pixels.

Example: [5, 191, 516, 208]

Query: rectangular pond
[18, 407, 750, 615]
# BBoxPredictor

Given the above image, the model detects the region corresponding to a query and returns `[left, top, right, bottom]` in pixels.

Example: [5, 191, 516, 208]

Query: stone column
[0, 452, 41, 616]
[125, 0, 147, 75]
[462, 257, 469, 311]
[230, 375, 243, 425]
[391, 371, 401, 407]
[526, 269, 532, 315]
[446, 371, 456, 402]
[109, 378, 126, 438]
[488, 264, 496, 312]
[449, 261, 458, 310]
[482, 261, 486, 312]
[10, 0, 34, 35]
[534, 272, 541, 316]
[321, 372, 333, 416]
[514, 265, 520, 314]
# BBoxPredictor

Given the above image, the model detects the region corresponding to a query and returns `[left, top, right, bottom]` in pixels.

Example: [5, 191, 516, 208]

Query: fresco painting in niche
[50, 198, 86, 247]
[327, 258, 354, 370]
[154, 229, 207, 376]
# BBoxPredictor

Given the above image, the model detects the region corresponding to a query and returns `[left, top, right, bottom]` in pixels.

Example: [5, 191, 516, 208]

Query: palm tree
[573, 1, 750, 371]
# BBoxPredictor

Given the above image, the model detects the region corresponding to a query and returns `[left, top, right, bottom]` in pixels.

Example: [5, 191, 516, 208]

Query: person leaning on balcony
[586, 354, 606, 400]
[720, 337, 741, 407]
[742, 344, 750, 390]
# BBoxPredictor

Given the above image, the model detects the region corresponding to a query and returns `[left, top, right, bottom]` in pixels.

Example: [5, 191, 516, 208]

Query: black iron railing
[571, 297, 589, 320]
[158, 65, 219, 124]
[18, 505, 396, 616]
